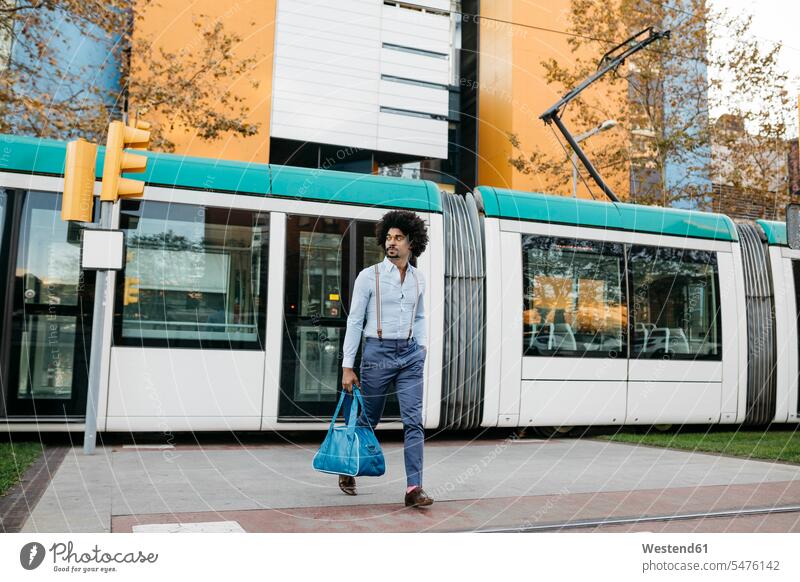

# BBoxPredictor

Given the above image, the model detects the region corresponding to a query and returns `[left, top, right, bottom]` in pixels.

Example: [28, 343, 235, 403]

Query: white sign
[81, 229, 125, 271]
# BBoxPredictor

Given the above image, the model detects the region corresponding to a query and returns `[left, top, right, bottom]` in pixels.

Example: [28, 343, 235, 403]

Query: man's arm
[342, 269, 370, 368]
[413, 274, 426, 349]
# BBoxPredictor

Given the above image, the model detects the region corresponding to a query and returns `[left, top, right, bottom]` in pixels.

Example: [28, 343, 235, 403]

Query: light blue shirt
[342, 256, 427, 368]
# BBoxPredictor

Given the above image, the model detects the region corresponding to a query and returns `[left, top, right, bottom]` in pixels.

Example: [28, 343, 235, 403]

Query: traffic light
[123, 276, 140, 305]
[100, 119, 151, 202]
[61, 138, 98, 222]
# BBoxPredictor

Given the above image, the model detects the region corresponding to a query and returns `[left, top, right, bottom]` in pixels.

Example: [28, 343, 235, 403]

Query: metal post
[83, 200, 113, 455]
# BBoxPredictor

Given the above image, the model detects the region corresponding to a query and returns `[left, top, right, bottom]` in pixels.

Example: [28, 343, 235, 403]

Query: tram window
[114, 201, 269, 349]
[521, 236, 626, 358]
[629, 246, 721, 360]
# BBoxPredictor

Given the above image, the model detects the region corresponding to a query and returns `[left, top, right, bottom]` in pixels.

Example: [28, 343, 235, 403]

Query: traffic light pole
[83, 200, 114, 455]
[76, 118, 150, 454]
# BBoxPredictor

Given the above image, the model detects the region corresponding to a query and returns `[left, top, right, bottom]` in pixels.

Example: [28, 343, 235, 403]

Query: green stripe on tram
[270, 164, 442, 212]
[0, 134, 442, 213]
[477, 186, 739, 242]
[756, 220, 787, 246]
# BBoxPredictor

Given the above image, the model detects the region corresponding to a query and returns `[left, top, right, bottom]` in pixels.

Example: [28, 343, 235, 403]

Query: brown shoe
[404, 486, 433, 507]
[338, 475, 356, 496]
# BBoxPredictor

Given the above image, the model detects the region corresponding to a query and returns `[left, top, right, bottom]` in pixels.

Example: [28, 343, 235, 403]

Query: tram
[0, 134, 797, 433]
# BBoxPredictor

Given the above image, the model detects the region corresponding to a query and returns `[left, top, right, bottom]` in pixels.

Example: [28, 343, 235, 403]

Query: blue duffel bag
[312, 386, 386, 477]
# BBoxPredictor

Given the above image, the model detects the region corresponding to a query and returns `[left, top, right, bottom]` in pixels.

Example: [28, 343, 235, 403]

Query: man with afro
[339, 209, 433, 508]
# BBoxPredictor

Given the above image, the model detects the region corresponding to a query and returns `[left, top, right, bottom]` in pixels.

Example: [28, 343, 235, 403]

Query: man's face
[385, 227, 411, 261]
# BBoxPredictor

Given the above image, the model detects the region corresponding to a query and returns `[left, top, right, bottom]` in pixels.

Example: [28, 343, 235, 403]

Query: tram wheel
[534, 426, 574, 438]
[652, 424, 673, 432]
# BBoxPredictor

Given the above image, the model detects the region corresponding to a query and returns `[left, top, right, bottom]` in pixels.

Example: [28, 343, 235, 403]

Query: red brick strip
[111, 479, 800, 533]
[0, 446, 68, 533]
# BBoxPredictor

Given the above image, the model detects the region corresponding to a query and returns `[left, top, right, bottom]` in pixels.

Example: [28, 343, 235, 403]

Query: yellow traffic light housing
[100, 120, 151, 202]
[61, 139, 98, 222]
[123, 276, 140, 305]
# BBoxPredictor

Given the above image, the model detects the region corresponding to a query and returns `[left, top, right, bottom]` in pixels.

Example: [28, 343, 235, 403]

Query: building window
[522, 235, 626, 358]
[629, 246, 721, 360]
[114, 201, 269, 349]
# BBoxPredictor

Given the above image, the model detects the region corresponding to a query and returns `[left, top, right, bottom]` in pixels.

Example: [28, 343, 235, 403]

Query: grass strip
[0, 442, 45, 497]
[597, 429, 800, 464]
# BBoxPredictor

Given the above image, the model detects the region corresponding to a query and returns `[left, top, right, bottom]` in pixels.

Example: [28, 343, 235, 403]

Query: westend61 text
[50, 542, 159, 564]
[642, 543, 708, 554]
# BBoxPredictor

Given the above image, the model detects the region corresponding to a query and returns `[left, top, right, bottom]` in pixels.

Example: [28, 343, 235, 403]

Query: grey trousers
[342, 336, 427, 487]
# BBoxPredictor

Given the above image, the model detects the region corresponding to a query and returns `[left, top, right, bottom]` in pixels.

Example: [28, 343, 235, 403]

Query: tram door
[793, 260, 800, 417]
[278, 216, 399, 420]
[0, 190, 95, 418]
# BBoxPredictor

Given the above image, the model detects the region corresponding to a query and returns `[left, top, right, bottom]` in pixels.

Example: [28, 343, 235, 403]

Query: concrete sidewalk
[20, 436, 800, 533]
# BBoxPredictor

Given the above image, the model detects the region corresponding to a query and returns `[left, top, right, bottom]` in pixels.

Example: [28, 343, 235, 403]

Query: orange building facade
[130, 0, 629, 197]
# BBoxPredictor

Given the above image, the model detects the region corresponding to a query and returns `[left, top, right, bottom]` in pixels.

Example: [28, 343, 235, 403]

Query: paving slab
[20, 437, 800, 533]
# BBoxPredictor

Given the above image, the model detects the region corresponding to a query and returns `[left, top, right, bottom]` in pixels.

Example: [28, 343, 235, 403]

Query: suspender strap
[374, 263, 419, 341]
[407, 270, 419, 340]
[374, 265, 382, 340]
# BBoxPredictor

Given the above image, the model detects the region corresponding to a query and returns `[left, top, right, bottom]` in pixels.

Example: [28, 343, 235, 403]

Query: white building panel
[381, 5, 451, 55]
[278, 0, 382, 32]
[416, 0, 451, 11]
[277, 18, 380, 49]
[275, 45, 380, 77]
[271, 122, 378, 151]
[380, 47, 450, 85]
[276, 79, 378, 108]
[379, 79, 448, 116]
[377, 112, 447, 158]
[271, 0, 452, 158]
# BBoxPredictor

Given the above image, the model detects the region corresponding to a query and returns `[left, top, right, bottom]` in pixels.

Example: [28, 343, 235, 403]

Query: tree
[509, 0, 795, 212]
[0, 1, 261, 151]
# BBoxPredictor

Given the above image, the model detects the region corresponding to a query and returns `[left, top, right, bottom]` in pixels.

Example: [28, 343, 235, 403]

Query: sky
[710, 0, 800, 137]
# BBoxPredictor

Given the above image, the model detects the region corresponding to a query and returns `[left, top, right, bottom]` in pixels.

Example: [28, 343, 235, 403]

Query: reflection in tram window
[363, 235, 383, 267]
[115, 201, 269, 349]
[522, 236, 626, 358]
[299, 232, 344, 318]
[11, 191, 94, 411]
[629, 246, 721, 360]
[17, 192, 84, 307]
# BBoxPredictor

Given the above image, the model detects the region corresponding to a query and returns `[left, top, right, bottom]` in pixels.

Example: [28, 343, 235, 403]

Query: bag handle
[328, 387, 362, 435]
[346, 387, 368, 437]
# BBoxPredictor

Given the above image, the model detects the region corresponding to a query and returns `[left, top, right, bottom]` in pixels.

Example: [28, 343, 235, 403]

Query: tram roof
[0, 134, 443, 213]
[476, 186, 739, 242]
[756, 220, 787, 246]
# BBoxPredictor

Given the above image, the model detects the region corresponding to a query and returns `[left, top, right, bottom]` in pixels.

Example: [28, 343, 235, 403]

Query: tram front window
[115, 201, 269, 349]
[522, 236, 626, 358]
[629, 246, 721, 360]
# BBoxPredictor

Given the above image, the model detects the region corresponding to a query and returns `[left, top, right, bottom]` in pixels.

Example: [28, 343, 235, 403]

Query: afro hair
[375, 210, 429, 259]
